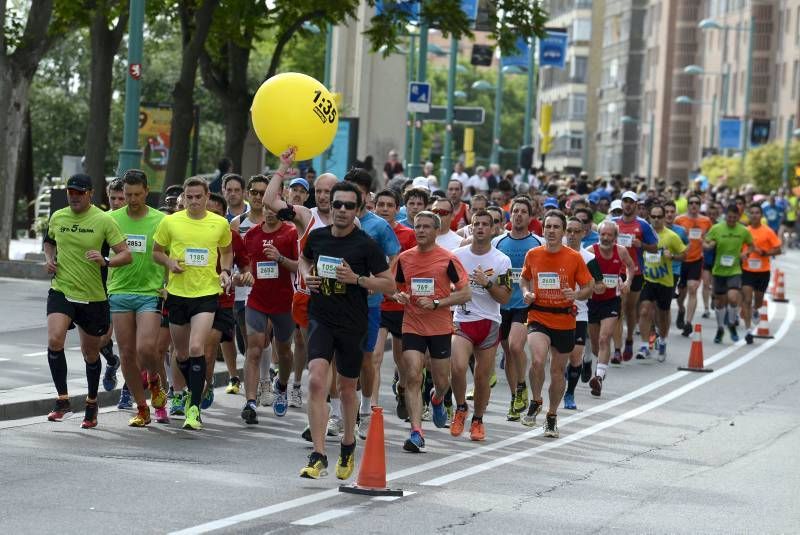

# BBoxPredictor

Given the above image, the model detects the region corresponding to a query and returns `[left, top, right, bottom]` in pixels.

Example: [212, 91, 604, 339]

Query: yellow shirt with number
[153, 209, 232, 298]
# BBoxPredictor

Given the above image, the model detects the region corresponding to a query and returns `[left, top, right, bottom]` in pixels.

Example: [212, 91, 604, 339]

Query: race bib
[510, 268, 522, 284]
[317, 255, 343, 279]
[184, 248, 209, 267]
[747, 258, 762, 270]
[617, 233, 633, 248]
[720, 255, 735, 267]
[602, 274, 619, 289]
[126, 234, 146, 253]
[537, 272, 561, 290]
[688, 228, 702, 240]
[256, 261, 279, 279]
[410, 277, 435, 296]
[644, 251, 662, 264]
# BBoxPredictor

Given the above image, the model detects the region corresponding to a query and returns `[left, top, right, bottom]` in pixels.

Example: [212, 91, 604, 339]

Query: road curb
[0, 259, 50, 280]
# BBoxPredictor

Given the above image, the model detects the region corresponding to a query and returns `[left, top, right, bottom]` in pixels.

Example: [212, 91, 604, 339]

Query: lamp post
[621, 114, 655, 184]
[117, 0, 145, 175]
[522, 37, 537, 184]
[320, 23, 333, 174]
[440, 37, 459, 186]
[781, 119, 800, 189]
[408, 18, 429, 179]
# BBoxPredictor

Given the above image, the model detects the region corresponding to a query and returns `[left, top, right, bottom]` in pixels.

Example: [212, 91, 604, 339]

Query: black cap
[66, 173, 93, 192]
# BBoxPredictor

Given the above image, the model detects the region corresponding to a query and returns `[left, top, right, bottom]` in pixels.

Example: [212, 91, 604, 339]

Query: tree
[700, 154, 741, 188]
[0, 0, 57, 260]
[744, 141, 800, 192]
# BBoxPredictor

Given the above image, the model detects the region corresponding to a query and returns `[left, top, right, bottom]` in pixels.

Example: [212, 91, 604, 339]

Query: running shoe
[128, 406, 151, 427]
[257, 378, 274, 407]
[489, 372, 497, 389]
[289, 385, 303, 408]
[154, 407, 170, 424]
[300, 451, 328, 479]
[102, 357, 117, 391]
[151, 387, 167, 410]
[430, 389, 448, 428]
[656, 338, 667, 362]
[635, 346, 651, 360]
[714, 327, 724, 344]
[396, 389, 408, 421]
[241, 401, 258, 425]
[563, 392, 577, 410]
[117, 387, 134, 410]
[200, 386, 214, 410]
[273, 379, 288, 417]
[611, 350, 622, 365]
[336, 441, 356, 480]
[521, 399, 542, 427]
[422, 405, 432, 422]
[225, 376, 241, 395]
[506, 399, 520, 421]
[183, 405, 202, 430]
[327, 416, 343, 436]
[47, 398, 72, 422]
[81, 401, 98, 429]
[622, 341, 633, 362]
[357, 412, 371, 439]
[676, 308, 685, 330]
[301, 425, 312, 442]
[169, 391, 185, 416]
[581, 360, 593, 383]
[391, 369, 399, 396]
[543, 414, 559, 438]
[513, 389, 527, 413]
[728, 324, 739, 342]
[469, 420, 485, 441]
[589, 375, 603, 397]
[702, 310, 710, 319]
[681, 323, 693, 337]
[450, 406, 468, 437]
[403, 430, 425, 453]
[745, 333, 754, 345]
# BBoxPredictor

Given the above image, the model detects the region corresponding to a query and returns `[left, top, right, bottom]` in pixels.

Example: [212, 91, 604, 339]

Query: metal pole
[404, 33, 417, 171]
[409, 18, 428, 178]
[116, 0, 145, 175]
[319, 23, 333, 173]
[440, 37, 458, 188]
[522, 37, 536, 183]
[490, 61, 504, 165]
[741, 19, 754, 168]
[647, 113, 654, 184]
[710, 93, 718, 150]
[782, 116, 794, 189]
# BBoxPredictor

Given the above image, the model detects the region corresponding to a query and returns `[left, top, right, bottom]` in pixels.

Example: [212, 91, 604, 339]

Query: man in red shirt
[447, 180, 470, 231]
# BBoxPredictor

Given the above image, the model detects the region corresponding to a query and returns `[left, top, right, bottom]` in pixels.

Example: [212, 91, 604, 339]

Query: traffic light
[471, 45, 493, 66]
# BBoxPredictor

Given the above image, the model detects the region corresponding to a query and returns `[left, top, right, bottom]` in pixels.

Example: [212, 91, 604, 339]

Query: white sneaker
[289, 385, 303, 408]
[357, 413, 371, 440]
[422, 405, 432, 422]
[258, 378, 274, 407]
[327, 416, 343, 436]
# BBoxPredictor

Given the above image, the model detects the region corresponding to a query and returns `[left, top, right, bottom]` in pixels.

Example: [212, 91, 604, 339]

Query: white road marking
[0, 358, 9, 362]
[23, 346, 81, 357]
[291, 508, 356, 526]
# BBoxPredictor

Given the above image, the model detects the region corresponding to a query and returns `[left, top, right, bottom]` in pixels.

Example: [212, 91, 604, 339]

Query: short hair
[222, 173, 245, 190]
[471, 209, 494, 226]
[574, 207, 592, 220]
[330, 180, 362, 208]
[403, 187, 430, 206]
[122, 169, 148, 188]
[663, 200, 676, 210]
[375, 188, 401, 208]
[510, 196, 533, 215]
[649, 203, 665, 216]
[748, 202, 763, 213]
[414, 210, 441, 229]
[486, 205, 504, 222]
[597, 220, 618, 236]
[471, 193, 488, 206]
[543, 209, 567, 229]
[343, 167, 373, 192]
[247, 174, 268, 189]
[567, 216, 585, 226]
[107, 178, 124, 193]
[433, 197, 454, 210]
[208, 192, 227, 213]
[726, 203, 739, 214]
[183, 176, 209, 193]
[305, 167, 317, 176]
[164, 184, 184, 197]
[447, 179, 463, 190]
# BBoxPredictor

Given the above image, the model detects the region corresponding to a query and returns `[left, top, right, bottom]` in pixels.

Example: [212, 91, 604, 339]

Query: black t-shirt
[302, 226, 389, 332]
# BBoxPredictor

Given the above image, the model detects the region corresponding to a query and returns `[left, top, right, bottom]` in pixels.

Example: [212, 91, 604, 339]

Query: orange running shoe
[450, 406, 468, 437]
[469, 419, 485, 441]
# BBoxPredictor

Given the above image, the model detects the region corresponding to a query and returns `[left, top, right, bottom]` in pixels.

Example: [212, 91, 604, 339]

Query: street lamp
[676, 94, 719, 160]
[621, 114, 655, 184]
[117, 0, 145, 175]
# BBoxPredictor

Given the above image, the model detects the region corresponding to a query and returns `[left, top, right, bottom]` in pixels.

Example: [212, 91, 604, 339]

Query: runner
[674, 194, 713, 336]
[107, 169, 170, 426]
[587, 221, 635, 397]
[703, 204, 754, 344]
[393, 211, 470, 452]
[397, 187, 430, 229]
[741, 203, 782, 344]
[450, 210, 512, 440]
[43, 173, 131, 426]
[152, 177, 233, 430]
[519, 210, 593, 437]
[492, 196, 542, 421]
[223, 173, 249, 221]
[432, 198, 464, 251]
[298, 181, 394, 479]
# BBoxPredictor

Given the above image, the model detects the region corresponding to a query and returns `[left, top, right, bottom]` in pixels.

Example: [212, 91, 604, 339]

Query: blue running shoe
[403, 430, 425, 453]
[102, 357, 119, 392]
[273, 378, 288, 417]
[563, 392, 577, 410]
[169, 391, 185, 416]
[200, 387, 214, 410]
[430, 388, 447, 428]
[117, 386, 133, 410]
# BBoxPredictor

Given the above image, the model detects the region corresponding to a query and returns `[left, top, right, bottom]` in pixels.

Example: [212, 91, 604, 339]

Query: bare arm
[153, 242, 183, 274]
[618, 245, 636, 293]
[44, 241, 57, 274]
[356, 269, 396, 295]
[441, 284, 472, 307]
[107, 241, 132, 267]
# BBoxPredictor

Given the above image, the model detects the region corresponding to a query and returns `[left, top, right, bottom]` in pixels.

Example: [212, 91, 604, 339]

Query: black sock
[471, 415, 483, 423]
[100, 340, 116, 365]
[85, 359, 102, 399]
[457, 403, 468, 412]
[188, 356, 206, 408]
[47, 349, 68, 396]
[177, 359, 191, 385]
[443, 387, 453, 406]
[516, 381, 526, 393]
[566, 364, 581, 395]
[275, 379, 285, 393]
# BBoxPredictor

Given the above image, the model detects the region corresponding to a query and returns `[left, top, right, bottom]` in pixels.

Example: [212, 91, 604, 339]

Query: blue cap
[289, 178, 309, 191]
[544, 197, 559, 209]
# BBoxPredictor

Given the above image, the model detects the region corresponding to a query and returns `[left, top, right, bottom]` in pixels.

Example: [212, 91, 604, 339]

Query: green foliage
[701, 141, 800, 192]
[700, 155, 741, 188]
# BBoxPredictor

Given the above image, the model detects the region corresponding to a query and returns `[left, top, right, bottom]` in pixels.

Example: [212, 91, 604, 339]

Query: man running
[741, 203, 782, 344]
[519, 210, 593, 437]
[450, 210, 512, 440]
[223, 173, 249, 221]
[397, 187, 429, 229]
[674, 194, 713, 336]
[432, 198, 464, 251]
[43, 173, 131, 426]
[153, 177, 233, 430]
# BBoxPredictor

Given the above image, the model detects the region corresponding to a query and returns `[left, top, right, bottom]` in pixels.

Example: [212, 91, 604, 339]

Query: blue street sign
[408, 81, 431, 113]
[719, 118, 742, 150]
[501, 36, 530, 69]
[460, 0, 479, 21]
[539, 30, 568, 69]
[375, 0, 419, 19]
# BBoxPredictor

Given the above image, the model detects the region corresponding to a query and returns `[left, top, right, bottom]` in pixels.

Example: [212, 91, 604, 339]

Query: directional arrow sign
[416, 106, 485, 125]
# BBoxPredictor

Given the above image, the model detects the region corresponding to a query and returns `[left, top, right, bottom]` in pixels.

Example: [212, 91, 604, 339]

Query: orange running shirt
[521, 246, 592, 330]
[743, 224, 781, 273]
[674, 214, 712, 262]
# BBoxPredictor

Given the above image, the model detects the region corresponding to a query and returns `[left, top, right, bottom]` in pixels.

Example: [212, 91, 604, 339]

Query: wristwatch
[484, 280, 494, 290]
[103, 257, 110, 267]
[432, 299, 440, 310]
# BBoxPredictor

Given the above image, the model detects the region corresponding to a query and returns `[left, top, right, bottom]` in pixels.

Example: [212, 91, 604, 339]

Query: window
[571, 94, 587, 119]
[610, 58, 619, 82]
[571, 56, 588, 83]
[571, 18, 591, 42]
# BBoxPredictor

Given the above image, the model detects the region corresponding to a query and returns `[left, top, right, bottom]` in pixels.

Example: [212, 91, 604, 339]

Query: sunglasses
[650, 214, 664, 219]
[249, 189, 266, 197]
[688, 200, 700, 205]
[332, 200, 358, 210]
[432, 209, 451, 216]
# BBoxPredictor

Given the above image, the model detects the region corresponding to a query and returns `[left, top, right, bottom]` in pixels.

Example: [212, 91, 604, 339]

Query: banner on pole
[539, 30, 568, 69]
[138, 105, 172, 192]
[719, 118, 742, 150]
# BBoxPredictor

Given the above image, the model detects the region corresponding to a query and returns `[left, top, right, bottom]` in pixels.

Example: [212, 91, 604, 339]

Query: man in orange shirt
[674, 194, 713, 337]
[742, 203, 782, 344]
[519, 210, 594, 438]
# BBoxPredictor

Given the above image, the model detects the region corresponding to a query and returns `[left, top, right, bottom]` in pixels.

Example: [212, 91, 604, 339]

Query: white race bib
[410, 277, 435, 296]
[644, 251, 662, 264]
[256, 261, 279, 279]
[688, 228, 702, 240]
[510, 268, 522, 284]
[126, 234, 146, 253]
[602, 274, 619, 289]
[316, 255, 343, 279]
[184, 248, 209, 267]
[537, 272, 561, 290]
[617, 233, 634, 248]
[720, 255, 735, 267]
[747, 258, 762, 270]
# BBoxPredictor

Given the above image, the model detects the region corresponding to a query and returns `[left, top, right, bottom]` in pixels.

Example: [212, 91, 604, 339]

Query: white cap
[621, 191, 638, 202]
[411, 176, 430, 191]
[610, 199, 623, 212]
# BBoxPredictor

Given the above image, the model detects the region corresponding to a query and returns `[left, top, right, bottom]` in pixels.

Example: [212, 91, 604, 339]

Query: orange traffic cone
[678, 324, 713, 373]
[773, 269, 789, 303]
[339, 407, 403, 497]
[753, 299, 773, 339]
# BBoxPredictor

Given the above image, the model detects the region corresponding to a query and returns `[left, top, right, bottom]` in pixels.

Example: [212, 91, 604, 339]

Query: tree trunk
[164, 0, 219, 188]
[15, 108, 35, 238]
[0, 0, 55, 260]
[85, 1, 128, 204]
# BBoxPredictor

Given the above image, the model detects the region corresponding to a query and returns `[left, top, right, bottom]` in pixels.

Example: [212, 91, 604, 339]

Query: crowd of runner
[41, 150, 793, 479]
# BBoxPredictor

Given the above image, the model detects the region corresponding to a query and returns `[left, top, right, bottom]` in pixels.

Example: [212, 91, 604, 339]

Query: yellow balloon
[250, 72, 339, 161]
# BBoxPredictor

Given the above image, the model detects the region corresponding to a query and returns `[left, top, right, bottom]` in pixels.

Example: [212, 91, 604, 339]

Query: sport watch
[432, 299, 440, 310]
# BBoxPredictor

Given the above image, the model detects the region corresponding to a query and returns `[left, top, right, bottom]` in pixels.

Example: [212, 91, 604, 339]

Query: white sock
[596, 362, 608, 379]
[330, 398, 342, 418]
[360, 393, 371, 415]
[259, 346, 272, 378]
[727, 304, 739, 325]
[715, 307, 726, 328]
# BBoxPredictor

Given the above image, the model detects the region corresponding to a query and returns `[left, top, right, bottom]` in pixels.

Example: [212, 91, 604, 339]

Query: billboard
[138, 105, 172, 192]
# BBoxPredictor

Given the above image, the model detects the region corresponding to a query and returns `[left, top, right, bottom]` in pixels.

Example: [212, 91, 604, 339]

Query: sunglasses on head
[332, 200, 357, 210]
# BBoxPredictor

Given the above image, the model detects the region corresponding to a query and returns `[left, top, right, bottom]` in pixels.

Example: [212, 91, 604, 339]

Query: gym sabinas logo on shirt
[59, 224, 95, 234]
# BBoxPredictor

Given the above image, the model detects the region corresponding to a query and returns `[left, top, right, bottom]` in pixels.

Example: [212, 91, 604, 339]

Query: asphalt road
[1, 261, 799, 534]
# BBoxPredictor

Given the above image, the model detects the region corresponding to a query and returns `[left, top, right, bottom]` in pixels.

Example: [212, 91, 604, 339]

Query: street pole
[440, 37, 458, 188]
[782, 116, 795, 189]
[740, 19, 754, 169]
[710, 93, 718, 151]
[404, 33, 417, 171]
[116, 0, 145, 176]
[319, 23, 333, 174]
[522, 37, 536, 183]
[490, 60, 504, 165]
[409, 17, 428, 178]
[647, 112, 654, 185]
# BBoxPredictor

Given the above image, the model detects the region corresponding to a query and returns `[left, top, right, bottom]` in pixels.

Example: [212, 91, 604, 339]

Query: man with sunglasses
[575, 207, 599, 248]
[43, 173, 132, 426]
[298, 181, 394, 480]
[674, 195, 712, 337]
[433, 198, 463, 251]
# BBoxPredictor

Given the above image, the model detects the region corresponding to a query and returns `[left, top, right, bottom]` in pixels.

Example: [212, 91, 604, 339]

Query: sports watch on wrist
[432, 299, 440, 309]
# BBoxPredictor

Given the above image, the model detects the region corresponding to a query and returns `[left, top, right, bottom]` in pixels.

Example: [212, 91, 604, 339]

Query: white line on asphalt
[291, 508, 356, 526]
[22, 346, 81, 357]
[170, 303, 794, 535]
[0, 358, 9, 362]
